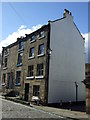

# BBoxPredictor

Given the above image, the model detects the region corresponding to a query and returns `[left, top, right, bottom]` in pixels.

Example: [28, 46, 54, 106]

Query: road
[1, 98, 73, 119]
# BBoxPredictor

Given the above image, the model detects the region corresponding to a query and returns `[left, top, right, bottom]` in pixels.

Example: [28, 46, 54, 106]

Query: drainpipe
[75, 81, 78, 102]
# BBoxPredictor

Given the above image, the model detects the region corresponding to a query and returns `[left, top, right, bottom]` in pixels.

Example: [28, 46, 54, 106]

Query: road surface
[1, 97, 72, 119]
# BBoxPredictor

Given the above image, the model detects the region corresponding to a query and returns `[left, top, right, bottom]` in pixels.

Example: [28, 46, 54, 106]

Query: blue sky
[2, 2, 88, 40]
[0, 2, 88, 61]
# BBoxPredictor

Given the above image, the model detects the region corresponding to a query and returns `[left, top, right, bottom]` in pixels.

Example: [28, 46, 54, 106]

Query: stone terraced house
[1, 9, 85, 104]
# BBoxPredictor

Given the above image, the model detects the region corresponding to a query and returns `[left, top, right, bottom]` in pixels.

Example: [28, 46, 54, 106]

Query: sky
[0, 2, 89, 61]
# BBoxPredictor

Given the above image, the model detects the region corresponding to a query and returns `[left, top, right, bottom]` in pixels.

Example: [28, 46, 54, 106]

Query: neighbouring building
[1, 9, 85, 104]
[0, 54, 1, 79]
[83, 64, 90, 114]
[0, 54, 2, 92]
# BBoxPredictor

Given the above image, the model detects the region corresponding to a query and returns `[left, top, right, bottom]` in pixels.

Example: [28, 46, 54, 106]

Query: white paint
[48, 13, 85, 103]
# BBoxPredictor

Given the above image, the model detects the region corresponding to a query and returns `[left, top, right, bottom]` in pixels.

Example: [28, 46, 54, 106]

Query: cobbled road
[1, 98, 72, 119]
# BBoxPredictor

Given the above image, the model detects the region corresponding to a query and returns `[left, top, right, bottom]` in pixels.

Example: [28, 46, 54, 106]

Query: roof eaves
[49, 17, 66, 23]
[73, 22, 85, 40]
[2, 24, 49, 49]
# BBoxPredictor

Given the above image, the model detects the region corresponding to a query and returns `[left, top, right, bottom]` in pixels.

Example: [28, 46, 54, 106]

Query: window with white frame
[28, 65, 34, 77]
[31, 35, 35, 42]
[38, 44, 44, 55]
[33, 85, 40, 97]
[5, 48, 9, 56]
[17, 52, 23, 64]
[37, 63, 43, 76]
[29, 47, 34, 57]
[39, 31, 44, 38]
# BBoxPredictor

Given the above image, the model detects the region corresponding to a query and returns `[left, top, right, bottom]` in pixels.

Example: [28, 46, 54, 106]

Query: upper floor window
[37, 63, 43, 76]
[5, 57, 7, 68]
[39, 31, 44, 39]
[38, 44, 44, 55]
[28, 65, 34, 77]
[16, 71, 21, 85]
[29, 47, 34, 58]
[17, 52, 23, 65]
[5, 48, 9, 56]
[19, 41, 23, 50]
[31, 35, 35, 42]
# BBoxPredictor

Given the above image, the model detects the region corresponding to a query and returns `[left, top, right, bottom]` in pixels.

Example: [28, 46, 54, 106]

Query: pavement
[0, 95, 89, 120]
[31, 104, 88, 120]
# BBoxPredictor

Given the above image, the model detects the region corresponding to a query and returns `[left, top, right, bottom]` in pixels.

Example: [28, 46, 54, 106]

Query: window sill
[26, 76, 34, 80]
[35, 76, 44, 79]
[4, 54, 9, 57]
[16, 63, 22, 67]
[28, 56, 35, 60]
[30, 39, 36, 43]
[18, 48, 24, 52]
[1, 83, 5, 86]
[39, 36, 45, 40]
[15, 83, 21, 86]
[3, 67, 7, 70]
[37, 54, 44, 57]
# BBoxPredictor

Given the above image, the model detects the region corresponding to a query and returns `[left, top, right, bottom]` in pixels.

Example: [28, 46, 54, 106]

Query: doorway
[25, 83, 29, 101]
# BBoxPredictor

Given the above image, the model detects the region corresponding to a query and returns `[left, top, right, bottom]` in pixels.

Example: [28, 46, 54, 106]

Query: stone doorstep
[2, 96, 88, 120]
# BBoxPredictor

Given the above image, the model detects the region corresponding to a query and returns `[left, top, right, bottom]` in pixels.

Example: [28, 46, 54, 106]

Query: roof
[2, 13, 84, 50]
[73, 22, 85, 40]
[3, 24, 49, 50]
[49, 16, 84, 41]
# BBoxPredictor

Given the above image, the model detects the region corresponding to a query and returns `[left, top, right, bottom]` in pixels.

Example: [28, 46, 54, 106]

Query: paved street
[1, 98, 72, 119]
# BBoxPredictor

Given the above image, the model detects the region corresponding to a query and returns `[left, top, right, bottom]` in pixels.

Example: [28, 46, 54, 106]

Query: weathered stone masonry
[1, 25, 50, 103]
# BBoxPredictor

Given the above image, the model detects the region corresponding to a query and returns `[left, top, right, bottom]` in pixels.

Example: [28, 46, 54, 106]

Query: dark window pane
[2, 74, 6, 83]
[39, 31, 44, 38]
[31, 35, 35, 41]
[37, 63, 43, 76]
[38, 44, 44, 55]
[19, 41, 23, 49]
[17, 53, 23, 64]
[28, 65, 34, 77]
[16, 71, 21, 84]
[33, 85, 40, 97]
[5, 58, 7, 67]
[7, 73, 10, 88]
[29, 48, 34, 57]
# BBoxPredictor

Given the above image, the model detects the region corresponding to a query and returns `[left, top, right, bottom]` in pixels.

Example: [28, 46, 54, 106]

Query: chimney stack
[63, 9, 73, 20]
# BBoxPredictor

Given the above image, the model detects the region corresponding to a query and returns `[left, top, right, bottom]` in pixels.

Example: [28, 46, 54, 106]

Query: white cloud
[0, 24, 42, 53]
[0, 26, 89, 63]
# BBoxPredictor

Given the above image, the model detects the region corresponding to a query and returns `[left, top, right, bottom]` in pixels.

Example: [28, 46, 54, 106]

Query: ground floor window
[33, 85, 40, 97]
[7, 73, 10, 88]
[2, 74, 6, 83]
[16, 71, 21, 85]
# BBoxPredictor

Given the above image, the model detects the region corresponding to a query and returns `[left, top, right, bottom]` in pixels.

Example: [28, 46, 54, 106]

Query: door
[25, 83, 29, 101]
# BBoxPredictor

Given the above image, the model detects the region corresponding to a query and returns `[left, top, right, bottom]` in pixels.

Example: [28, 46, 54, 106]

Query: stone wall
[1, 25, 49, 103]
